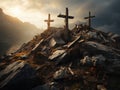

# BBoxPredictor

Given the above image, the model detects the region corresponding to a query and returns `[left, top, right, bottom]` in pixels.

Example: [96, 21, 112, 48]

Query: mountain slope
[0, 25, 120, 90]
[0, 8, 42, 55]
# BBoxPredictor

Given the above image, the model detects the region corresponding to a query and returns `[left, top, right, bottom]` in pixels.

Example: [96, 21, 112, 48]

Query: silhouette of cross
[44, 14, 54, 30]
[84, 11, 95, 30]
[58, 8, 74, 30]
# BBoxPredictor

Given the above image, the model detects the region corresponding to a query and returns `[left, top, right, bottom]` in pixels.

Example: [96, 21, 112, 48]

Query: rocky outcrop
[0, 60, 43, 90]
[0, 26, 120, 90]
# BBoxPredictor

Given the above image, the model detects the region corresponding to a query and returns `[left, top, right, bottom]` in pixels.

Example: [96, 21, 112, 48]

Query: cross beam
[44, 14, 54, 30]
[84, 11, 95, 30]
[58, 8, 74, 30]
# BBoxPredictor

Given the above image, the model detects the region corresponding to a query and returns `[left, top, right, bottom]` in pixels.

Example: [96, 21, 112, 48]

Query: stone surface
[0, 25, 120, 90]
[0, 60, 38, 90]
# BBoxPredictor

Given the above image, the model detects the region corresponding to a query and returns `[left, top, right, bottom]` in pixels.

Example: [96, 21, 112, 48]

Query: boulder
[32, 82, 59, 90]
[83, 41, 120, 58]
[49, 50, 66, 60]
[53, 67, 73, 80]
[49, 37, 65, 47]
[0, 60, 39, 90]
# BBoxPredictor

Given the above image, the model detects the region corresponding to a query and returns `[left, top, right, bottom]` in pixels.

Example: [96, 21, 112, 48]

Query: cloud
[0, 0, 120, 55]
[0, 0, 120, 32]
[91, 0, 120, 34]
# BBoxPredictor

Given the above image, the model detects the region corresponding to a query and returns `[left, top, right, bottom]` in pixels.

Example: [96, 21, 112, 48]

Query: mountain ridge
[0, 8, 42, 55]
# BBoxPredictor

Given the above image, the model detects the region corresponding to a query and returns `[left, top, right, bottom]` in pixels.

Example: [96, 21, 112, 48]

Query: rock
[97, 84, 107, 90]
[49, 50, 66, 60]
[53, 67, 68, 80]
[85, 41, 112, 52]
[91, 55, 106, 66]
[53, 67, 73, 80]
[0, 60, 38, 90]
[55, 52, 68, 65]
[80, 55, 106, 67]
[83, 41, 120, 58]
[49, 37, 65, 47]
[87, 31, 98, 38]
[80, 56, 92, 66]
[0, 22, 120, 90]
[67, 35, 81, 48]
[31, 39, 44, 52]
[19, 54, 29, 60]
[32, 82, 59, 90]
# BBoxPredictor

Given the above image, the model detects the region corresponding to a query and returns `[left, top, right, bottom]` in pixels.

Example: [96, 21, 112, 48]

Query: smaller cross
[44, 14, 54, 30]
[84, 11, 95, 30]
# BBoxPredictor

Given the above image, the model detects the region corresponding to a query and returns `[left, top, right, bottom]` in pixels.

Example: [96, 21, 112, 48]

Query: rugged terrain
[0, 26, 120, 90]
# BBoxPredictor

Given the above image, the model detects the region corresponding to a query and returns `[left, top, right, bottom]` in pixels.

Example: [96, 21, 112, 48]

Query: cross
[44, 14, 54, 30]
[84, 11, 95, 30]
[58, 8, 74, 30]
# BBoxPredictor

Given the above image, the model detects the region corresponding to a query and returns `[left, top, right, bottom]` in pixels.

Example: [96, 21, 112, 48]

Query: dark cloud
[63, 0, 120, 34]
[84, 0, 120, 34]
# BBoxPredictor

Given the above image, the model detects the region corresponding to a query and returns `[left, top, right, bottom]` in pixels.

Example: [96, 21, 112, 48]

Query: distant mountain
[0, 8, 42, 55]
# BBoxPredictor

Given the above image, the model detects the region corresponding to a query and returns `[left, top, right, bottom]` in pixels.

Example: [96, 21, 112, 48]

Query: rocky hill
[0, 25, 120, 90]
[0, 8, 41, 55]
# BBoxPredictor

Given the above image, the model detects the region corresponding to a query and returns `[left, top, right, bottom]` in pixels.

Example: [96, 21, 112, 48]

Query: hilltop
[0, 25, 120, 90]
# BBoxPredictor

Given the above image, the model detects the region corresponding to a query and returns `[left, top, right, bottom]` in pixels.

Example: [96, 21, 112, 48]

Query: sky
[0, 0, 120, 55]
[0, 0, 120, 34]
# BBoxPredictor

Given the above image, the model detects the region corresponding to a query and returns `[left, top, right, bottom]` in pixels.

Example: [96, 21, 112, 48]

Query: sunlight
[10, 7, 21, 17]
[5, 6, 48, 29]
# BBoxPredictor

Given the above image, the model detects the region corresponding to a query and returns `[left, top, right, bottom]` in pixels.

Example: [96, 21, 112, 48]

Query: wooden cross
[84, 11, 95, 30]
[44, 14, 54, 30]
[58, 8, 74, 30]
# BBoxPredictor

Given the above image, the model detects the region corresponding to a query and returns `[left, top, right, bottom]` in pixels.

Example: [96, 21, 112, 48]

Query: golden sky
[0, 0, 87, 30]
[0, 0, 119, 34]
[0, 0, 119, 54]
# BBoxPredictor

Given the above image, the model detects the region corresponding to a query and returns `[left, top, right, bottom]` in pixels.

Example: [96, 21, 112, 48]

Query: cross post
[44, 14, 54, 30]
[58, 8, 74, 30]
[84, 11, 95, 30]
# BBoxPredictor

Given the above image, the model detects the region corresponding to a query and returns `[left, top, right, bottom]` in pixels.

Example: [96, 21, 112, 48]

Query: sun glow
[10, 7, 21, 17]
[4, 6, 57, 29]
